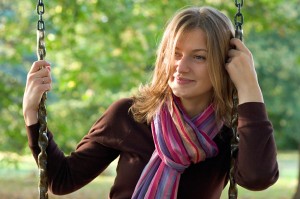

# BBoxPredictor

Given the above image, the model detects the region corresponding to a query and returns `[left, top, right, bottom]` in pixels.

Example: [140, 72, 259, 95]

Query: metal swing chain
[36, 0, 49, 198]
[228, 0, 244, 199]
[234, 0, 244, 41]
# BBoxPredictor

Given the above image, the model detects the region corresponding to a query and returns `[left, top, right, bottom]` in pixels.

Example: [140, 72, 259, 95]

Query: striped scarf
[132, 96, 222, 199]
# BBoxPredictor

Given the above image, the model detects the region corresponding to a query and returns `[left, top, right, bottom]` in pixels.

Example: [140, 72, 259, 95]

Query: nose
[175, 56, 190, 73]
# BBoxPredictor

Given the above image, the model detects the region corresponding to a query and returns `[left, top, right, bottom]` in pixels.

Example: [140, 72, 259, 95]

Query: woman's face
[168, 28, 213, 111]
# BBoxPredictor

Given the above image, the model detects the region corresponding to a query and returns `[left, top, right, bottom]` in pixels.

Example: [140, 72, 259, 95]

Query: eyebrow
[192, 48, 207, 52]
[175, 47, 207, 52]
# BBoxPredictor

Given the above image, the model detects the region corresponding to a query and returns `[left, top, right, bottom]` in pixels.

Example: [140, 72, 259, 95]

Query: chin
[171, 91, 189, 99]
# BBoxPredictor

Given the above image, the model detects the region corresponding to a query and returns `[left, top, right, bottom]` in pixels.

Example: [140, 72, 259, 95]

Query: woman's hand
[23, 60, 52, 126]
[225, 38, 264, 104]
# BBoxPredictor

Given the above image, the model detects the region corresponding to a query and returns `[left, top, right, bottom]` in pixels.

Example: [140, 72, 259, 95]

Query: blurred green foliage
[0, 0, 299, 154]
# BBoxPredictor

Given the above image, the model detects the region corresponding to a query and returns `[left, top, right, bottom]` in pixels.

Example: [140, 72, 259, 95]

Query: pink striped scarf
[132, 96, 222, 198]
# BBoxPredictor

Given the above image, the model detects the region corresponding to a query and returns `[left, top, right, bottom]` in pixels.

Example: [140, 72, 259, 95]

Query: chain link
[37, 0, 46, 60]
[36, 0, 49, 198]
[234, 0, 244, 41]
[228, 89, 239, 199]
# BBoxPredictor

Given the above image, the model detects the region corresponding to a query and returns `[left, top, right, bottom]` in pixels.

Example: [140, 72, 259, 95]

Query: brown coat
[26, 98, 279, 199]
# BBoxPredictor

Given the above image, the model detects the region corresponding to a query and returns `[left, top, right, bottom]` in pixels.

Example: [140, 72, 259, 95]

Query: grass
[0, 151, 298, 199]
[220, 151, 298, 199]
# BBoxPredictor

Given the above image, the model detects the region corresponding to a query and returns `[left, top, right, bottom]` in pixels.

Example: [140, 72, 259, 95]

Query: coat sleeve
[234, 102, 279, 190]
[25, 99, 133, 195]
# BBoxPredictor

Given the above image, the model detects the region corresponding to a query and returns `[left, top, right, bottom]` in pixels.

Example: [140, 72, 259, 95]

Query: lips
[175, 76, 194, 84]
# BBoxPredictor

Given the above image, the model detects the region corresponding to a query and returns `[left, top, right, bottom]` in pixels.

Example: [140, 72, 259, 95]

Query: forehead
[176, 28, 207, 51]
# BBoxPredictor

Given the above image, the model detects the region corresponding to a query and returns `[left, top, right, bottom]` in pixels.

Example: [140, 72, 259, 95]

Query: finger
[40, 81, 52, 92]
[29, 60, 51, 73]
[40, 76, 52, 85]
[227, 48, 239, 58]
[29, 76, 52, 95]
[27, 68, 51, 82]
[226, 48, 243, 65]
[27, 69, 50, 86]
[230, 38, 249, 53]
[36, 67, 51, 78]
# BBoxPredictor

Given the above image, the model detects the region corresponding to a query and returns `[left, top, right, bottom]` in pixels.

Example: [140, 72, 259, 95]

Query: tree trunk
[293, 144, 300, 199]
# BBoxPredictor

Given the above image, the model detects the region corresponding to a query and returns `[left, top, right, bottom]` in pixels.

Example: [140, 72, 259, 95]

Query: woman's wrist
[237, 84, 264, 105]
[23, 110, 38, 126]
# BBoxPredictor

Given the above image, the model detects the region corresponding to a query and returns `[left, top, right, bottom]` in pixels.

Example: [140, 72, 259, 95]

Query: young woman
[23, 6, 279, 199]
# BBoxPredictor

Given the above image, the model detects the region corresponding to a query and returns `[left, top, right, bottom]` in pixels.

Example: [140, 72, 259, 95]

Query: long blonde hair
[130, 6, 235, 125]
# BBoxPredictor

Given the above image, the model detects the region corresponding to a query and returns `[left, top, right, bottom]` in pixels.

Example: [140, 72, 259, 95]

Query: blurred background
[0, 0, 299, 198]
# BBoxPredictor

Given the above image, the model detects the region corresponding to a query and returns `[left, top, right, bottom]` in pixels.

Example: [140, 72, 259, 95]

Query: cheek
[195, 65, 209, 77]
[196, 68, 212, 86]
[204, 74, 213, 87]
[206, 77, 214, 91]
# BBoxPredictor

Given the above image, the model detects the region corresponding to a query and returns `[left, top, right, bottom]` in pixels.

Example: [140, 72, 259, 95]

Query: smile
[175, 76, 194, 84]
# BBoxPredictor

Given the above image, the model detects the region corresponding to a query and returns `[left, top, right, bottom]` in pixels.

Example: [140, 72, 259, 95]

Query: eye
[174, 52, 182, 59]
[193, 55, 206, 62]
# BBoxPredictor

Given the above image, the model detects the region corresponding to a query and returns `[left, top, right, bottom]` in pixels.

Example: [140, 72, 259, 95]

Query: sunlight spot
[67, 81, 76, 88]
[112, 48, 122, 57]
[47, 33, 56, 41]
[101, 15, 108, 23]
[55, 5, 62, 14]
[90, 0, 98, 4]
[82, 89, 95, 101]
[69, 61, 82, 71]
